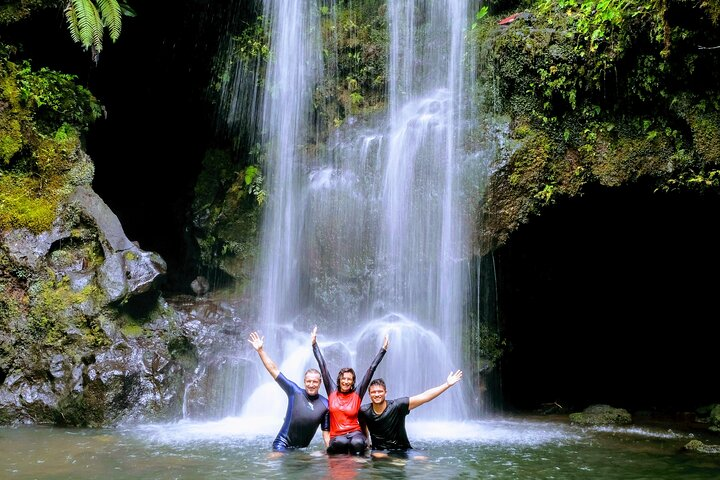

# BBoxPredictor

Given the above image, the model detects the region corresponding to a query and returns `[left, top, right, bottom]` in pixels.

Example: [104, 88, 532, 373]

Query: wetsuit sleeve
[312, 343, 336, 394]
[357, 347, 387, 399]
[274, 372, 296, 397]
[321, 409, 330, 431]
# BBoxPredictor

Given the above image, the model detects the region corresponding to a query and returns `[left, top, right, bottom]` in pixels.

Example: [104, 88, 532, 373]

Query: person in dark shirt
[248, 331, 330, 455]
[359, 370, 463, 458]
[311, 326, 388, 455]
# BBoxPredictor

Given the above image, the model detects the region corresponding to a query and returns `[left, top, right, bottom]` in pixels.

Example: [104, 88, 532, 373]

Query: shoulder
[391, 397, 410, 412]
[276, 372, 300, 390]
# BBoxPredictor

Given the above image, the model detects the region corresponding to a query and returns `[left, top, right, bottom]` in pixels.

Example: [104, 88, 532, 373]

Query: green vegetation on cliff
[0, 45, 101, 233]
[474, 0, 720, 251]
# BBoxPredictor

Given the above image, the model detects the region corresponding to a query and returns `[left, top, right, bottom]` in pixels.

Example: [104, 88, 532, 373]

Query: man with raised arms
[248, 331, 330, 454]
[359, 370, 463, 458]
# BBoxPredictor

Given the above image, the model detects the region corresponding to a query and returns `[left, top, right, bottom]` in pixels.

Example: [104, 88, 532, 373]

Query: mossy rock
[569, 404, 632, 426]
[710, 403, 720, 432]
[684, 439, 720, 454]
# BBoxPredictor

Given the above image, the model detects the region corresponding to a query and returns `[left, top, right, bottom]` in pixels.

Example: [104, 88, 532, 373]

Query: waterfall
[227, 0, 486, 422]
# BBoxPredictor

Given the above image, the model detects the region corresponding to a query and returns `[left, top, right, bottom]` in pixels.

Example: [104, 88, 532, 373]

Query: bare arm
[408, 370, 463, 411]
[248, 331, 280, 379]
[322, 430, 330, 448]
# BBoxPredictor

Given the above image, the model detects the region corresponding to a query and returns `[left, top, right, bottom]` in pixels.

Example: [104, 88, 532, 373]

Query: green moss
[0, 116, 23, 163]
[120, 324, 143, 338]
[1, 50, 100, 233]
[0, 172, 60, 232]
[28, 277, 103, 344]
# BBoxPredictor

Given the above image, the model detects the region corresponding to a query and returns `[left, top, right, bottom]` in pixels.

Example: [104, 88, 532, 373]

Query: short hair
[304, 368, 321, 380]
[369, 378, 386, 390]
[336, 367, 356, 391]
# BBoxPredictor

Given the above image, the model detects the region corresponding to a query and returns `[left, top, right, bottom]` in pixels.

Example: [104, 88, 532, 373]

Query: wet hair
[336, 367, 356, 391]
[369, 378, 386, 391]
[304, 368, 321, 381]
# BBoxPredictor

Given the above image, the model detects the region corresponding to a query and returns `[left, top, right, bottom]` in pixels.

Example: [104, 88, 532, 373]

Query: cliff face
[474, 3, 720, 254]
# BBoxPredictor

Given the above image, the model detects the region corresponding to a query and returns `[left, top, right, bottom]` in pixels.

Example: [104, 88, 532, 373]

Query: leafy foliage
[64, 0, 135, 60]
[1, 50, 101, 232]
[16, 61, 102, 131]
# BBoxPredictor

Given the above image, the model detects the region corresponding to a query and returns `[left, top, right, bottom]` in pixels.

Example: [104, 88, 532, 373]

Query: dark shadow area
[2, 1, 252, 293]
[495, 183, 720, 414]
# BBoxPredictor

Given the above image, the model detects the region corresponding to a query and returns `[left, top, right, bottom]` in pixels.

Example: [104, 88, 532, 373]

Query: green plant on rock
[16, 62, 102, 132]
[243, 164, 266, 205]
[64, 0, 136, 60]
[234, 15, 270, 61]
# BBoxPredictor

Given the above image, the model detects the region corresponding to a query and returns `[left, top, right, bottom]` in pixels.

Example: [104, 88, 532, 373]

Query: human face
[339, 372, 355, 393]
[368, 384, 386, 405]
[304, 373, 321, 396]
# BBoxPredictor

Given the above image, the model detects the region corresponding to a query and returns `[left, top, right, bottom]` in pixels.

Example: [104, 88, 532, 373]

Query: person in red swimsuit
[311, 326, 388, 455]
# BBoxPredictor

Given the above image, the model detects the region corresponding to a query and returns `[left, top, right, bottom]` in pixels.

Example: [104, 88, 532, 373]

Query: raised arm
[311, 326, 336, 394]
[356, 334, 389, 398]
[408, 369, 463, 411]
[248, 331, 280, 379]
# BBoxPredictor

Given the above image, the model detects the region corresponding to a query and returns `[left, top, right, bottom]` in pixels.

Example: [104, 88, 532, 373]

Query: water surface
[2, 416, 718, 479]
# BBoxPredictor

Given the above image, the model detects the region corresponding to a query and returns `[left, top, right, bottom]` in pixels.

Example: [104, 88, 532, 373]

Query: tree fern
[64, 0, 134, 60]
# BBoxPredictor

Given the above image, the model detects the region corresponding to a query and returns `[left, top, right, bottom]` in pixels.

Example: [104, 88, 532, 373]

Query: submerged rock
[569, 404, 632, 426]
[684, 439, 720, 454]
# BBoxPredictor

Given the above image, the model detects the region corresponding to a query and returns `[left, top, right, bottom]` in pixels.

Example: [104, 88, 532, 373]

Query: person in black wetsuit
[359, 370, 463, 459]
[248, 331, 330, 455]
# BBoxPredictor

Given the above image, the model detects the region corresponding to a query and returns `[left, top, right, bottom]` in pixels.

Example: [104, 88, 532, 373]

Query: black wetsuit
[272, 372, 330, 451]
[359, 397, 412, 451]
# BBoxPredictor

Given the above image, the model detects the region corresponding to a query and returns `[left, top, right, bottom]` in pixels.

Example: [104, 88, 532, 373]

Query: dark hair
[369, 378, 386, 390]
[336, 367, 356, 391]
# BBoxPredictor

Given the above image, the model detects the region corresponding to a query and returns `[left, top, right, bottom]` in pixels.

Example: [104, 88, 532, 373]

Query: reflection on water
[1, 416, 719, 479]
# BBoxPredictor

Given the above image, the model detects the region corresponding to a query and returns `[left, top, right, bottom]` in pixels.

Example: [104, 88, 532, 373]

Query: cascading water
[224, 0, 487, 424]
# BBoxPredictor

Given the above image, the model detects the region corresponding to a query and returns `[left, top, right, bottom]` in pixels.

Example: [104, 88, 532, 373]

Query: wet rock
[191, 276, 210, 296]
[684, 439, 720, 454]
[569, 404, 632, 426]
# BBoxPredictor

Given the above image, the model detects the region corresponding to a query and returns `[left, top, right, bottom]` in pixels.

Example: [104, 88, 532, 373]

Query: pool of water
[1, 415, 718, 479]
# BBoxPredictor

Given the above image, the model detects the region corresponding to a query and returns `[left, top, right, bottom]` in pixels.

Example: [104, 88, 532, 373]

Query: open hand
[248, 331, 264, 351]
[311, 325, 318, 345]
[382, 334, 389, 350]
[447, 369, 463, 386]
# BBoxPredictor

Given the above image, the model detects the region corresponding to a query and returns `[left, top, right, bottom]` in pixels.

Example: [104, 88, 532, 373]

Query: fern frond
[69, 0, 102, 50]
[64, 3, 82, 44]
[119, 2, 136, 17]
[97, 0, 122, 42]
[89, 3, 104, 54]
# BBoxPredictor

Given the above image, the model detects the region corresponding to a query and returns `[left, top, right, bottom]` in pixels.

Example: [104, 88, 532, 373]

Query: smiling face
[368, 384, 386, 405]
[304, 372, 321, 396]
[339, 371, 355, 393]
